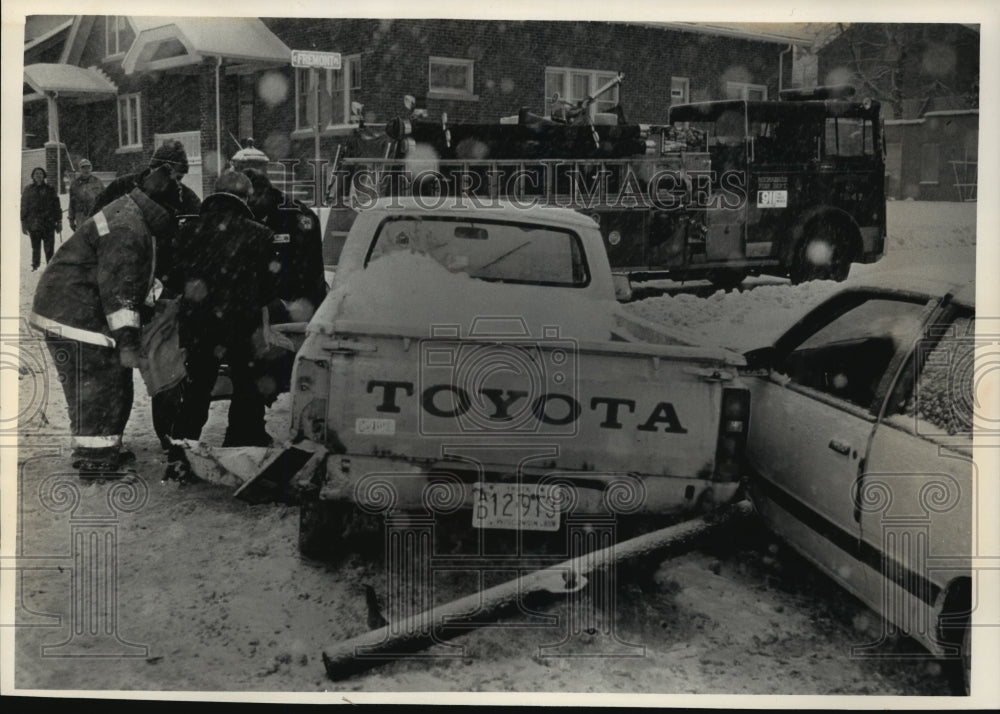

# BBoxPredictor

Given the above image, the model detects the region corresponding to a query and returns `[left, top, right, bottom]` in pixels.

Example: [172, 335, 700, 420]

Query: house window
[428, 57, 475, 98]
[544, 67, 620, 119]
[295, 55, 361, 132]
[920, 143, 940, 184]
[670, 77, 690, 106]
[105, 16, 133, 58]
[726, 82, 768, 101]
[117, 93, 142, 148]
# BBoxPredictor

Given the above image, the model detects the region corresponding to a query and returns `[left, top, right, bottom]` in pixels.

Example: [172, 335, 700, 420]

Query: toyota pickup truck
[288, 198, 751, 556]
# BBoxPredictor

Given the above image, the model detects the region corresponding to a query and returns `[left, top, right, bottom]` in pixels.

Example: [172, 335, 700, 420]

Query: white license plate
[472, 483, 560, 531]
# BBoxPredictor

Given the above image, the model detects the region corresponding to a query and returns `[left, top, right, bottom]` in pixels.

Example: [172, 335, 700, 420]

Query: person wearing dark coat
[20, 167, 63, 271]
[243, 168, 328, 319]
[229, 169, 329, 446]
[153, 172, 277, 474]
[30, 166, 178, 477]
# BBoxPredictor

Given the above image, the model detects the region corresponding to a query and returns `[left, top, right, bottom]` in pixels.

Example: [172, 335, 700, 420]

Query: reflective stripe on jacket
[31, 189, 174, 347]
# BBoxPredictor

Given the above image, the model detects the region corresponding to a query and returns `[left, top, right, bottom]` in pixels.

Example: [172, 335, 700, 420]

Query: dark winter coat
[165, 192, 276, 351]
[253, 187, 328, 312]
[69, 173, 106, 228]
[20, 181, 62, 233]
[91, 170, 202, 219]
[30, 189, 175, 348]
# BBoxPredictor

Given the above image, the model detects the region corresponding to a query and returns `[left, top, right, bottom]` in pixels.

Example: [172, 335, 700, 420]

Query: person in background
[234, 168, 329, 446]
[20, 167, 62, 271]
[30, 165, 178, 478]
[154, 171, 277, 477]
[68, 159, 105, 231]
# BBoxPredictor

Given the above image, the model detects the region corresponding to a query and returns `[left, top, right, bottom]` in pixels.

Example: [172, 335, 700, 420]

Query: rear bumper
[310, 452, 742, 520]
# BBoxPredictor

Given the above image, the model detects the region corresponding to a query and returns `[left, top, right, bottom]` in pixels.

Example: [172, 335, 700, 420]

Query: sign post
[291, 50, 341, 203]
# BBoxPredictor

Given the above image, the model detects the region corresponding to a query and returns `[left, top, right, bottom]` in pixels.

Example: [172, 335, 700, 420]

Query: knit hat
[149, 140, 189, 174]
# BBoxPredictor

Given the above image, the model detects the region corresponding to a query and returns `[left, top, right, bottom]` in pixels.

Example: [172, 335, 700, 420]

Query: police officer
[243, 168, 327, 322]
[226, 168, 327, 447]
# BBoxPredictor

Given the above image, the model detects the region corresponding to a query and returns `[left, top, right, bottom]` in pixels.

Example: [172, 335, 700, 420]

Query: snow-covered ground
[11, 200, 977, 696]
[625, 200, 976, 351]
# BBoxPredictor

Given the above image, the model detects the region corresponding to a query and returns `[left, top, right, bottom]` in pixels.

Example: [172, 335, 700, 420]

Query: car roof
[355, 197, 601, 230]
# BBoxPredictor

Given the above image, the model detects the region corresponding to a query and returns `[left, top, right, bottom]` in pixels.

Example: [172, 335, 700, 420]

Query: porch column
[44, 93, 66, 195]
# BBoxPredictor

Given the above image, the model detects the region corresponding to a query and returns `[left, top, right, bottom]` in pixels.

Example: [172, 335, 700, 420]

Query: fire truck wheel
[707, 269, 746, 291]
[790, 223, 852, 284]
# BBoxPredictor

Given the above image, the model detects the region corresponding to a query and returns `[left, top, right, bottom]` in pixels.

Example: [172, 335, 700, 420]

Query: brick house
[24, 16, 822, 200]
[22, 16, 290, 199]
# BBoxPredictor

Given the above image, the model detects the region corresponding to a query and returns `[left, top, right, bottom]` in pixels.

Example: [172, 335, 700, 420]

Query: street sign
[291, 50, 342, 70]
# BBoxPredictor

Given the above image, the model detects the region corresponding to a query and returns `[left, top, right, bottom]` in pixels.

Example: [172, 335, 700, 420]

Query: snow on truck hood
[309, 251, 720, 351]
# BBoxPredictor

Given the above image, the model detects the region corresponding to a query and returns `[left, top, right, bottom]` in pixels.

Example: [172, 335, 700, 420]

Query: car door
[746, 291, 934, 598]
[856, 304, 975, 658]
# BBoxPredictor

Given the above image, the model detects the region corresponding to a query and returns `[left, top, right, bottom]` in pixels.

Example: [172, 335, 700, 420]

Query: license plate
[472, 483, 560, 531]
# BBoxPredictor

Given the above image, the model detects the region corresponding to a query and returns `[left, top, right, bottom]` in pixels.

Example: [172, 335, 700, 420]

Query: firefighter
[153, 171, 277, 475]
[30, 165, 178, 478]
[91, 140, 202, 221]
[227, 168, 328, 447]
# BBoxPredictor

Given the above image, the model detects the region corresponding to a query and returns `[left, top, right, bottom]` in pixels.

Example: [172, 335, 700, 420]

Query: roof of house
[123, 17, 291, 74]
[655, 22, 844, 50]
[23, 63, 117, 100]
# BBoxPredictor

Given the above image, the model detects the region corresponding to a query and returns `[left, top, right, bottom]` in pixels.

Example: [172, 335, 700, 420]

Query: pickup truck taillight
[290, 357, 329, 443]
[714, 388, 750, 482]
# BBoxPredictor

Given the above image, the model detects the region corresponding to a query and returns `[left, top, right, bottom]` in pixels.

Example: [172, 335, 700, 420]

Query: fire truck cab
[617, 86, 886, 286]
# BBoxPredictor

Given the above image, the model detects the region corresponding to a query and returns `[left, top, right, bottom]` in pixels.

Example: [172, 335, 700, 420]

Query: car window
[898, 311, 976, 437]
[779, 298, 928, 409]
[366, 217, 590, 287]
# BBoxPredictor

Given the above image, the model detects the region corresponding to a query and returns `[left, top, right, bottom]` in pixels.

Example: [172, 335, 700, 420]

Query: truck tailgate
[298, 320, 740, 480]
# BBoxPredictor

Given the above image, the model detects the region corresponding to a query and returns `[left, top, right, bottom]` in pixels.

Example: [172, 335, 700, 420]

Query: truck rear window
[365, 217, 591, 287]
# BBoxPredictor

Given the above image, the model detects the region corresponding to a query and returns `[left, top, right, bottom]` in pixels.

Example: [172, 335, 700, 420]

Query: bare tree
[833, 23, 978, 118]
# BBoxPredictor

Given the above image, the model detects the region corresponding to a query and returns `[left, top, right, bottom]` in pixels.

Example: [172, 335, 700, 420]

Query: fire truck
[326, 81, 886, 290]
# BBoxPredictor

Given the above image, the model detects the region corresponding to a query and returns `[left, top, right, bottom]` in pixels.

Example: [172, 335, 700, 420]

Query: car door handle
[828, 438, 852, 456]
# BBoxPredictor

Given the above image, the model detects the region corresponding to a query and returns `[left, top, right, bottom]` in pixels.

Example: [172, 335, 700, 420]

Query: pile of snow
[318, 251, 621, 343]
[627, 201, 977, 352]
[885, 200, 976, 252]
[625, 281, 841, 352]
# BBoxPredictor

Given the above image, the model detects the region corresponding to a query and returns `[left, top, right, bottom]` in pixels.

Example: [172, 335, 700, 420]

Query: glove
[119, 345, 143, 369]
[113, 328, 143, 368]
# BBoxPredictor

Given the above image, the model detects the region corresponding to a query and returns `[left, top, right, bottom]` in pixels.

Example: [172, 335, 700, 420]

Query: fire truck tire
[707, 269, 746, 291]
[790, 222, 852, 284]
